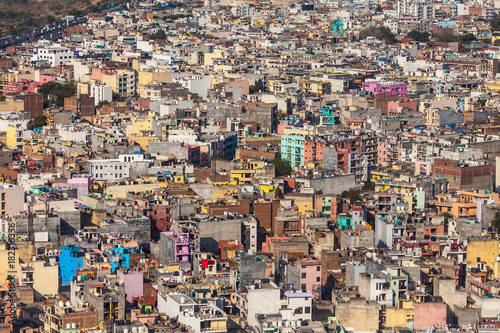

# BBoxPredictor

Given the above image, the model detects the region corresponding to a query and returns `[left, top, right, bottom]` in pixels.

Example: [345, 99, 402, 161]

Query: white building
[33, 47, 73, 67]
[158, 293, 227, 333]
[87, 154, 152, 181]
[90, 83, 113, 106]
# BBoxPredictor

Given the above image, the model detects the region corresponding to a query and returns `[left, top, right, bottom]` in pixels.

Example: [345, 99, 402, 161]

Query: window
[316, 266, 320, 271]
[1, 193, 5, 201]
[316, 277, 320, 282]
[302, 273, 306, 278]
[305, 307, 311, 314]
[301, 284, 306, 290]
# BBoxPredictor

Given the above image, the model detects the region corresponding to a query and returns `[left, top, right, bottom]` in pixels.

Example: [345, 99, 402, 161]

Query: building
[90, 82, 113, 106]
[158, 293, 227, 333]
[87, 154, 152, 181]
[159, 231, 191, 264]
[59, 246, 85, 284]
[41, 302, 98, 333]
[432, 159, 494, 191]
[33, 47, 74, 67]
[18, 261, 59, 301]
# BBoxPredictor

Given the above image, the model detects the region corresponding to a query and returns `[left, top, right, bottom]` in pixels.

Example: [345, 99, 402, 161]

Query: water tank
[124, 329, 129, 333]
[72, 323, 77, 329]
[66, 301, 71, 307]
[132, 327, 138, 333]
[272, 322, 278, 327]
[66, 324, 71, 329]
[297, 321, 302, 327]
[77, 275, 82, 282]
[291, 321, 296, 327]
[278, 321, 283, 327]
[285, 321, 290, 327]
[180, 297, 186, 304]
[59, 301, 64, 307]
[139, 327, 145, 333]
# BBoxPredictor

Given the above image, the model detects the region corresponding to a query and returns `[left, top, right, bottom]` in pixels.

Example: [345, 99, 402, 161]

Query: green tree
[249, 79, 264, 93]
[491, 17, 500, 31]
[341, 188, 362, 204]
[360, 26, 398, 44]
[98, 100, 110, 106]
[362, 181, 375, 191]
[27, 115, 47, 130]
[491, 212, 500, 230]
[112, 91, 121, 101]
[406, 30, 430, 42]
[150, 30, 167, 40]
[38, 81, 76, 108]
[460, 33, 477, 44]
[441, 211, 454, 220]
[271, 158, 292, 177]
[436, 33, 458, 43]
[374, 4, 382, 12]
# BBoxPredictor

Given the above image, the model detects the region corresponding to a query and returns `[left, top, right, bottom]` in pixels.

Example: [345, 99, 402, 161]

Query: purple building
[159, 231, 191, 264]
[362, 81, 407, 97]
[54, 174, 93, 200]
[117, 269, 144, 303]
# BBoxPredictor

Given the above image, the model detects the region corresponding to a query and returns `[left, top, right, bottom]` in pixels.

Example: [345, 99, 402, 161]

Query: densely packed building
[1, 0, 500, 333]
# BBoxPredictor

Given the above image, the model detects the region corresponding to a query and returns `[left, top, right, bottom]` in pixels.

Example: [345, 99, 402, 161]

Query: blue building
[104, 247, 141, 272]
[59, 245, 85, 284]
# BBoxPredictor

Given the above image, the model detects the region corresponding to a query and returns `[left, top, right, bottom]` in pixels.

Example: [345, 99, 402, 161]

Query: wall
[413, 302, 447, 329]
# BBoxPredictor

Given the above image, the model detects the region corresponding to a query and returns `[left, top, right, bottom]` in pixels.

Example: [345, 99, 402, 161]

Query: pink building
[117, 269, 144, 303]
[1, 80, 41, 94]
[362, 81, 407, 97]
[54, 174, 93, 200]
[415, 161, 432, 176]
[413, 302, 447, 329]
[299, 258, 322, 299]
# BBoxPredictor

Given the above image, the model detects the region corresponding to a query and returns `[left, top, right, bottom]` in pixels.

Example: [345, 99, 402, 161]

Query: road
[0, 3, 126, 50]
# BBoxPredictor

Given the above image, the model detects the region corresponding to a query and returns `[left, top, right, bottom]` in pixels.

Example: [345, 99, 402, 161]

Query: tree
[341, 188, 362, 204]
[270, 158, 292, 177]
[112, 91, 121, 101]
[491, 212, 500, 230]
[374, 4, 382, 12]
[98, 100, 110, 106]
[460, 33, 477, 44]
[491, 17, 500, 31]
[38, 81, 75, 108]
[249, 79, 264, 94]
[441, 211, 454, 220]
[360, 26, 398, 44]
[150, 30, 167, 40]
[362, 181, 375, 191]
[27, 115, 47, 130]
[436, 33, 458, 43]
[406, 30, 430, 42]
[495, 40, 500, 46]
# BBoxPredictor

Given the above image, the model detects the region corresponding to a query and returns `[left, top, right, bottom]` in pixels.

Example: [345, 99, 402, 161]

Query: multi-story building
[33, 47, 74, 67]
[102, 69, 136, 96]
[41, 302, 98, 333]
[87, 153, 153, 181]
[159, 231, 191, 264]
[158, 293, 228, 333]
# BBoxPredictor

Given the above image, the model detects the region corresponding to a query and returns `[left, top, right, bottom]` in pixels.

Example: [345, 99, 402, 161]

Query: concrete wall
[413, 302, 447, 329]
[198, 220, 242, 253]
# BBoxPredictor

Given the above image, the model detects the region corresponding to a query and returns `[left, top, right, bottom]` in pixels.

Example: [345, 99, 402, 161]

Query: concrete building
[18, 261, 59, 301]
[159, 231, 191, 264]
[87, 153, 153, 181]
[33, 47, 73, 67]
[158, 293, 227, 333]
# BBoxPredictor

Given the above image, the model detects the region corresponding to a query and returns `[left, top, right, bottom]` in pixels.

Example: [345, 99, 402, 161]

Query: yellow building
[204, 51, 225, 66]
[0, 97, 24, 113]
[132, 116, 155, 136]
[102, 69, 136, 95]
[19, 261, 59, 300]
[138, 71, 171, 86]
[0, 241, 18, 285]
[6, 125, 19, 149]
[385, 302, 414, 329]
[466, 239, 499, 270]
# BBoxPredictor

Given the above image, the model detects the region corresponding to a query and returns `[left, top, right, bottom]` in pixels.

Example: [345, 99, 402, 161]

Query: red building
[148, 204, 173, 237]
